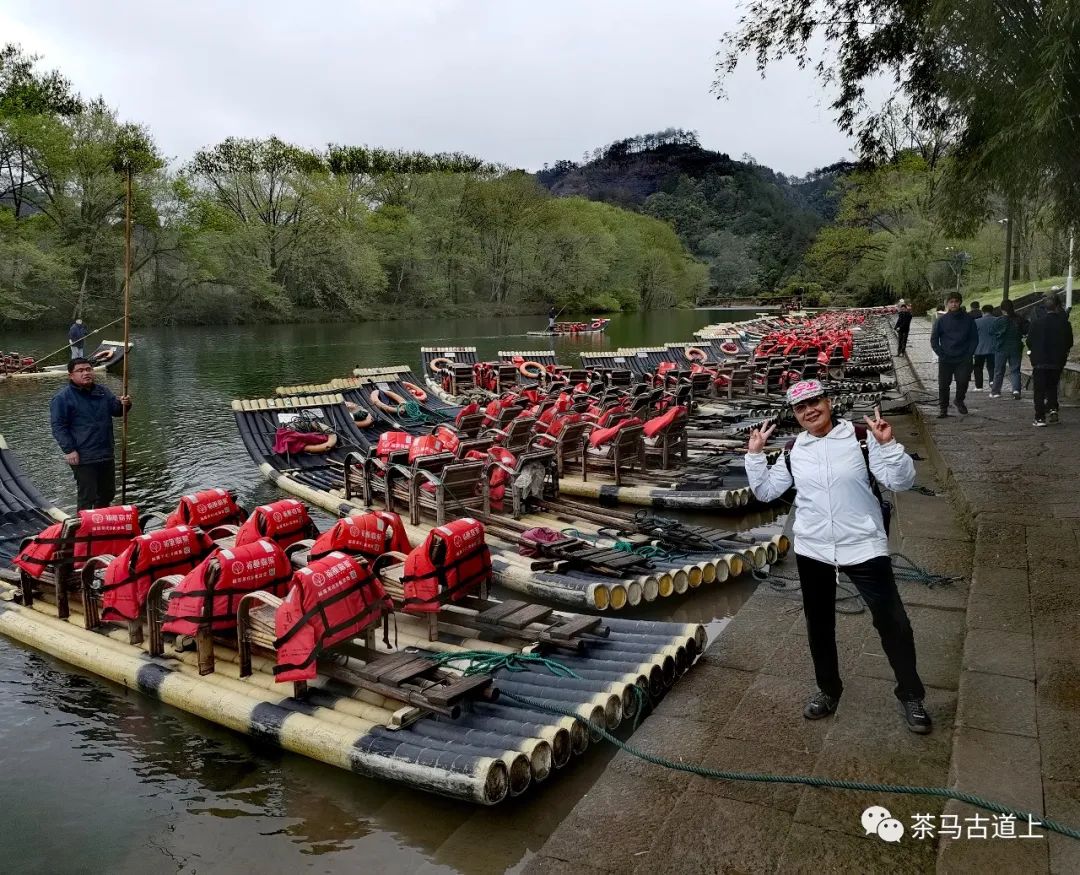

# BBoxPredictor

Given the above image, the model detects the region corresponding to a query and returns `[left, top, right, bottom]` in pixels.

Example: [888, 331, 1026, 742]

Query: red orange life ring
[92, 349, 112, 363]
[403, 382, 427, 402]
[519, 360, 545, 379]
[685, 347, 708, 362]
[345, 402, 374, 429]
[719, 340, 740, 356]
[429, 357, 453, 374]
[370, 388, 406, 414]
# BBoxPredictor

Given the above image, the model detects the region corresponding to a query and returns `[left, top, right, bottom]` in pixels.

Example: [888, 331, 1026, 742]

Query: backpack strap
[783, 426, 878, 493]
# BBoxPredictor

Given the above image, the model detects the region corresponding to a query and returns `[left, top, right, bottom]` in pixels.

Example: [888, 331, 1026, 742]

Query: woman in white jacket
[746, 379, 930, 733]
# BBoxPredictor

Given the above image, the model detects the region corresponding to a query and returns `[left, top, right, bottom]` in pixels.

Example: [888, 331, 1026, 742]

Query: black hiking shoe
[1048, 410, 1059, 424]
[936, 411, 949, 419]
[956, 401, 968, 415]
[803, 691, 840, 720]
[899, 699, 932, 734]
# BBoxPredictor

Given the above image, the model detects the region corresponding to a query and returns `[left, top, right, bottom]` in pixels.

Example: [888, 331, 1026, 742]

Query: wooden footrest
[422, 674, 495, 706]
[547, 615, 606, 640]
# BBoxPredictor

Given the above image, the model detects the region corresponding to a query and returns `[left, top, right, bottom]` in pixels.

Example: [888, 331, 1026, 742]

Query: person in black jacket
[49, 358, 132, 510]
[929, 292, 979, 417]
[894, 303, 913, 355]
[1027, 293, 1074, 426]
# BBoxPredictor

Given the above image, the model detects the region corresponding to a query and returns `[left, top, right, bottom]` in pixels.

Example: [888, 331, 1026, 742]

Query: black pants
[972, 353, 995, 389]
[897, 329, 909, 354]
[71, 460, 116, 511]
[795, 554, 925, 702]
[937, 359, 972, 412]
[1033, 368, 1062, 420]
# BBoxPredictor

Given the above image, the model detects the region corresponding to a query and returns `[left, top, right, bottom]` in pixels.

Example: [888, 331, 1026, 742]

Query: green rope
[419, 649, 582, 679]
[890, 552, 960, 588]
[561, 527, 598, 543]
[500, 689, 1080, 842]
[397, 400, 434, 424]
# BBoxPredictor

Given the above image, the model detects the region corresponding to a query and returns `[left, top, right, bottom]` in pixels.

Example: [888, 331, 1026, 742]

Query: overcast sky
[1, 0, 858, 176]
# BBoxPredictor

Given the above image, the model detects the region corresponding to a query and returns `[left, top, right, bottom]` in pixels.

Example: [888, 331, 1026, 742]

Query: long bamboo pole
[120, 166, 132, 502]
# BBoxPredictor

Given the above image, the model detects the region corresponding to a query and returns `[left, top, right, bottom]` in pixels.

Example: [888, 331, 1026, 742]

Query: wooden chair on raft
[583, 423, 646, 487]
[486, 415, 538, 453]
[452, 411, 486, 438]
[373, 527, 607, 649]
[237, 550, 497, 724]
[532, 418, 592, 476]
[485, 448, 559, 520]
[13, 507, 141, 620]
[643, 411, 689, 470]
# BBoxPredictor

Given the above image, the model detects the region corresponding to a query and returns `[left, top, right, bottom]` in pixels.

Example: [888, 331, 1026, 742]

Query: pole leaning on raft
[120, 165, 132, 502]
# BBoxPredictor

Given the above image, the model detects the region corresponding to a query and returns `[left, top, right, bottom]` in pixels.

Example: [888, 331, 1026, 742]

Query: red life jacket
[233, 499, 314, 550]
[13, 506, 141, 578]
[546, 411, 582, 438]
[273, 552, 391, 682]
[643, 405, 686, 439]
[589, 416, 643, 448]
[433, 424, 460, 455]
[161, 539, 293, 636]
[454, 402, 479, 427]
[165, 489, 245, 529]
[408, 434, 446, 463]
[309, 510, 412, 561]
[100, 526, 215, 622]
[376, 431, 413, 459]
[401, 518, 491, 614]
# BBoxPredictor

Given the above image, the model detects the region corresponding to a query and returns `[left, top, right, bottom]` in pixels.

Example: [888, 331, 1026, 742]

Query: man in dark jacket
[894, 304, 913, 355]
[930, 292, 979, 417]
[68, 318, 89, 359]
[1027, 293, 1074, 426]
[49, 358, 132, 510]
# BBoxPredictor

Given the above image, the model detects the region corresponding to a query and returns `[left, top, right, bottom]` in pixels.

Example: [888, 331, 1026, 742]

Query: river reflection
[0, 309, 771, 874]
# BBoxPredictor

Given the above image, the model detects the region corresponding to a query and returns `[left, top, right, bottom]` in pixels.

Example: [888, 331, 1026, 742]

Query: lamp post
[1066, 226, 1074, 311]
[999, 215, 1012, 302]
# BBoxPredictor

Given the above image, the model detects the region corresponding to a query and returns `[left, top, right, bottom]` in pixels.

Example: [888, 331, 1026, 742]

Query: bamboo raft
[0, 436, 707, 805]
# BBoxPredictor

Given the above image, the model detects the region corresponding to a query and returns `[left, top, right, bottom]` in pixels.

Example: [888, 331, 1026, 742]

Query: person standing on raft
[49, 357, 131, 510]
[744, 379, 931, 734]
[68, 318, 89, 359]
[548, 305, 557, 332]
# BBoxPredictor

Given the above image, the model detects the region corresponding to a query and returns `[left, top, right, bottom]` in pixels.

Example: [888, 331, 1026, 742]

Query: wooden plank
[352, 650, 417, 682]
[548, 615, 604, 639]
[423, 675, 493, 706]
[498, 603, 552, 629]
[477, 599, 529, 622]
[377, 656, 439, 686]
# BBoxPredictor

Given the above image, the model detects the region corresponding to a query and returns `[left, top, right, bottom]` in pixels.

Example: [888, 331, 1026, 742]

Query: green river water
[0, 309, 767, 874]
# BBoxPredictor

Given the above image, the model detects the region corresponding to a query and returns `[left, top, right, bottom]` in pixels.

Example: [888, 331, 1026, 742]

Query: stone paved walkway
[523, 317, 1078, 874]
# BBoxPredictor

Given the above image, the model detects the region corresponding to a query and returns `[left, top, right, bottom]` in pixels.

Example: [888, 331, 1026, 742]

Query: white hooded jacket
[745, 419, 915, 565]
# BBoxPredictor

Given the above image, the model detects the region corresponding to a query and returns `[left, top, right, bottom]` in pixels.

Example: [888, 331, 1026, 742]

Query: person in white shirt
[745, 379, 930, 733]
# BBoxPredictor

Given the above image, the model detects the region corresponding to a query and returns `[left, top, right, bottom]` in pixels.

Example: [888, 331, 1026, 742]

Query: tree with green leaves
[716, 0, 1080, 228]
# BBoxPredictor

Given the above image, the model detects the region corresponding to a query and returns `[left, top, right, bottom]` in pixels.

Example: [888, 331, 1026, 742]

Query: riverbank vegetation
[0, 44, 706, 328]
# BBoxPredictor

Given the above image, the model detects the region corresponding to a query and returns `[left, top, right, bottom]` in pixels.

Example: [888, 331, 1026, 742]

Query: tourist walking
[989, 300, 1027, 399]
[894, 303, 913, 356]
[929, 292, 978, 417]
[68, 318, 88, 359]
[49, 358, 131, 510]
[971, 304, 996, 390]
[745, 381, 929, 733]
[1026, 293, 1074, 426]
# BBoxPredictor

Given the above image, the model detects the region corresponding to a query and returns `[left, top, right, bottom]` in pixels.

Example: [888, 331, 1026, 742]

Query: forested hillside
[537, 129, 853, 300]
[0, 46, 706, 327]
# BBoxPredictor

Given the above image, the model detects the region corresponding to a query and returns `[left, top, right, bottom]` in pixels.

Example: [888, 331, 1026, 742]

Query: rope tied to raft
[419, 649, 582, 679]
[499, 690, 1080, 842]
[396, 400, 435, 424]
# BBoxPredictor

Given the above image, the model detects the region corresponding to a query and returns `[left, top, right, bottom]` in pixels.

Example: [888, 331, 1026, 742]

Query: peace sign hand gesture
[863, 408, 893, 444]
[747, 421, 777, 454]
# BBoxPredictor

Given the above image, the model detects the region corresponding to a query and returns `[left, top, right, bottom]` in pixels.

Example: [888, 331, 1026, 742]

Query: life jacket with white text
[309, 510, 412, 561]
[165, 489, 246, 530]
[100, 525, 215, 622]
[272, 552, 391, 682]
[401, 518, 491, 614]
[161, 539, 292, 636]
[13, 506, 141, 578]
[233, 499, 315, 550]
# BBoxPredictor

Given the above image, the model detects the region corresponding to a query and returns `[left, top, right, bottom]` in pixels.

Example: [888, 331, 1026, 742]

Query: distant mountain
[536, 129, 855, 300]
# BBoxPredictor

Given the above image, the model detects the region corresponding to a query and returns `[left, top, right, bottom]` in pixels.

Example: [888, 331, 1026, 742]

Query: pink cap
[786, 379, 826, 406]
